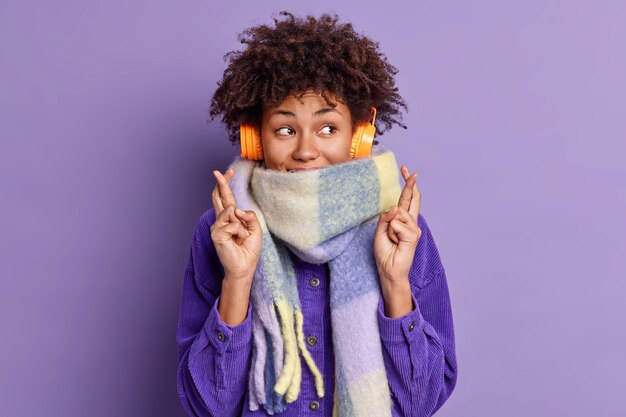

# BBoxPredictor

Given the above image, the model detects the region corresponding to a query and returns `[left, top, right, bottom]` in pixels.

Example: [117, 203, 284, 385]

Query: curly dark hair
[209, 10, 408, 145]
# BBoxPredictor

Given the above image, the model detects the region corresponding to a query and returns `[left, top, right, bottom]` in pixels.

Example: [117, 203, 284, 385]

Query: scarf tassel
[249, 301, 284, 411]
[251, 300, 326, 413]
[294, 309, 325, 398]
[273, 300, 301, 402]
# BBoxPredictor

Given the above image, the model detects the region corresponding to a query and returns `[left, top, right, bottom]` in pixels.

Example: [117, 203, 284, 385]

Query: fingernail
[235, 208, 244, 216]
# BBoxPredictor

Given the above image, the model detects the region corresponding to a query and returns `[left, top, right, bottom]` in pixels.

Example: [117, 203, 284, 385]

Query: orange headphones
[239, 107, 378, 160]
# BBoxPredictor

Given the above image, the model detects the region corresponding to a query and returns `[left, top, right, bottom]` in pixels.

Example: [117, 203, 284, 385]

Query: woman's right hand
[210, 168, 262, 282]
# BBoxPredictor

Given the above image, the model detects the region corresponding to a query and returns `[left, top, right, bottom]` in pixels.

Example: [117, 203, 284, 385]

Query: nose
[292, 133, 319, 162]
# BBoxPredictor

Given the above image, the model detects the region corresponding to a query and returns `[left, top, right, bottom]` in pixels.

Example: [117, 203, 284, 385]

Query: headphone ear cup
[357, 123, 376, 158]
[349, 107, 377, 159]
[251, 128, 263, 160]
[240, 124, 264, 160]
[349, 124, 365, 159]
[239, 125, 248, 158]
[349, 123, 375, 159]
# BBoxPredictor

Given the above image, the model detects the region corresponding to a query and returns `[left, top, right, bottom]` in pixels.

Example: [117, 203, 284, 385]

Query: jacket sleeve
[176, 209, 253, 417]
[377, 213, 458, 417]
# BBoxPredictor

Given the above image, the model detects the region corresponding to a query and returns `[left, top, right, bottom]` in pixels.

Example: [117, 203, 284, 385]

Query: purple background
[1, 1, 625, 416]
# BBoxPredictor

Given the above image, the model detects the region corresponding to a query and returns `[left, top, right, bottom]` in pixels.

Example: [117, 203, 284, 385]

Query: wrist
[221, 275, 253, 299]
[379, 273, 410, 295]
[380, 278, 413, 318]
[219, 276, 253, 326]
[223, 271, 255, 284]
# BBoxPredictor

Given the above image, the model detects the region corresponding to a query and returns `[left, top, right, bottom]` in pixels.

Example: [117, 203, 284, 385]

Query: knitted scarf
[227, 146, 402, 416]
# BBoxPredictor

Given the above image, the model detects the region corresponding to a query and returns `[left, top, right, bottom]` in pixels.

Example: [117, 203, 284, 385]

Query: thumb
[376, 206, 398, 234]
[236, 209, 262, 234]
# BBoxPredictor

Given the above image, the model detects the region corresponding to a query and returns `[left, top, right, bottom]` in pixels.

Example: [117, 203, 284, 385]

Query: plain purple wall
[1, 1, 625, 416]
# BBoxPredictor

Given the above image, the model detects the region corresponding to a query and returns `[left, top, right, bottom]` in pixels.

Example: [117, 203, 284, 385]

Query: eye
[319, 125, 337, 135]
[276, 127, 295, 136]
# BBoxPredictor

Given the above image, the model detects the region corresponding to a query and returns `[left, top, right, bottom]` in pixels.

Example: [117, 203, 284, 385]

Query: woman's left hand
[374, 166, 422, 286]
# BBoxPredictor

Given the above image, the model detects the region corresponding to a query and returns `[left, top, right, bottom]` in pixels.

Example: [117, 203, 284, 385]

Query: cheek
[262, 141, 292, 168]
[324, 135, 353, 162]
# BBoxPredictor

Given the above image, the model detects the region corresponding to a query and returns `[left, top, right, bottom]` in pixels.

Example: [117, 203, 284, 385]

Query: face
[259, 89, 353, 172]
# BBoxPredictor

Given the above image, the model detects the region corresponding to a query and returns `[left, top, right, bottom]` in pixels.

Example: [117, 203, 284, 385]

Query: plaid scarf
[227, 147, 402, 416]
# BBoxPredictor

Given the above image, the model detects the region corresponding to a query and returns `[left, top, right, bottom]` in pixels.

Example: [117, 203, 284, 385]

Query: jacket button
[309, 400, 320, 411]
[309, 277, 320, 287]
[408, 321, 415, 332]
[217, 331, 225, 341]
[306, 335, 317, 346]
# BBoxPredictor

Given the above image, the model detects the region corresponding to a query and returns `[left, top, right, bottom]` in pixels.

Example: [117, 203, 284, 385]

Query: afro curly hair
[209, 10, 408, 145]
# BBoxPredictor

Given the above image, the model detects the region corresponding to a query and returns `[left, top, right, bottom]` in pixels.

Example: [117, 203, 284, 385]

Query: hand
[210, 168, 262, 282]
[374, 166, 422, 286]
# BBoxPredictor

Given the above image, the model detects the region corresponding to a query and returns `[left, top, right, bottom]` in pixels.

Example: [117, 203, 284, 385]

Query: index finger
[213, 168, 237, 208]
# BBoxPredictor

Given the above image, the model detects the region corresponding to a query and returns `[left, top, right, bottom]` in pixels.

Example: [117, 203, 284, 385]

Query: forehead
[266, 90, 349, 113]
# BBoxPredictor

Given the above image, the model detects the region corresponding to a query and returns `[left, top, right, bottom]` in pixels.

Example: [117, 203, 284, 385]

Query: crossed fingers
[211, 168, 235, 216]
[397, 166, 421, 222]
[212, 168, 251, 232]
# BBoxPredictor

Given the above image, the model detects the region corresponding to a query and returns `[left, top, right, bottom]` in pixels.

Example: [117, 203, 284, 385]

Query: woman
[177, 11, 457, 417]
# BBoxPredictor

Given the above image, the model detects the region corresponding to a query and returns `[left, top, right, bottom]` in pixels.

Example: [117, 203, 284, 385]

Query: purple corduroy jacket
[176, 208, 458, 417]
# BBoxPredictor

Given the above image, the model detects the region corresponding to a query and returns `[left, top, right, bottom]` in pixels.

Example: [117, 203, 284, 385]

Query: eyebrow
[270, 107, 342, 118]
